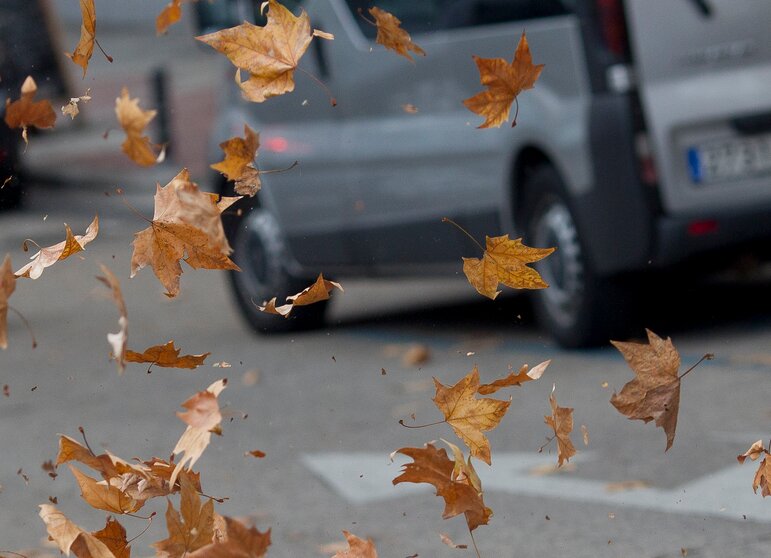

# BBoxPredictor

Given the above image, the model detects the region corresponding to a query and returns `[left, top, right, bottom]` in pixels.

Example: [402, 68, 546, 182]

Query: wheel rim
[532, 200, 585, 327]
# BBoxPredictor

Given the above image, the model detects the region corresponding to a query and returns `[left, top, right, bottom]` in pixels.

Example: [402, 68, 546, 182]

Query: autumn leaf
[69, 465, 142, 514]
[97, 264, 128, 374]
[331, 530, 378, 558]
[125, 340, 210, 370]
[738, 440, 771, 497]
[0, 255, 16, 350]
[440, 533, 467, 550]
[393, 442, 492, 531]
[431, 366, 511, 465]
[258, 273, 343, 317]
[368, 7, 425, 62]
[157, 0, 183, 34]
[188, 516, 271, 558]
[67, 0, 96, 77]
[477, 360, 550, 395]
[463, 32, 544, 128]
[197, 0, 315, 103]
[93, 517, 130, 558]
[4, 76, 56, 145]
[170, 379, 227, 486]
[130, 169, 240, 297]
[63, 89, 92, 120]
[543, 385, 576, 467]
[39, 504, 115, 558]
[210, 124, 262, 196]
[16, 216, 99, 279]
[153, 475, 214, 558]
[115, 88, 161, 166]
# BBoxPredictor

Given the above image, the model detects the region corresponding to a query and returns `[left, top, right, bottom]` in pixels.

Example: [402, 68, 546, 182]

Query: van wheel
[227, 207, 327, 333]
[522, 166, 634, 348]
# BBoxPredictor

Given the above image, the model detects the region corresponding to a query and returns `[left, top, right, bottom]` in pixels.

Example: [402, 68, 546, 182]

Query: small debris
[440, 533, 467, 549]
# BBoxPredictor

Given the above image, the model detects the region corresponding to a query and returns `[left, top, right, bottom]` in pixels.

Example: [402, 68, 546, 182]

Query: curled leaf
[0, 255, 16, 350]
[125, 340, 210, 370]
[97, 264, 128, 374]
[16, 216, 99, 279]
[477, 360, 549, 394]
[211, 124, 262, 196]
[544, 385, 576, 467]
[258, 273, 342, 317]
[331, 530, 378, 557]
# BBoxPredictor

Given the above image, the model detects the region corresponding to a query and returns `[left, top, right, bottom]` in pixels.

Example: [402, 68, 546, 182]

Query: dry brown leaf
[69, 465, 142, 514]
[368, 7, 425, 62]
[97, 264, 128, 374]
[170, 379, 227, 486]
[211, 125, 262, 196]
[188, 516, 271, 558]
[393, 442, 492, 531]
[439, 533, 467, 550]
[130, 169, 240, 297]
[197, 0, 314, 103]
[16, 216, 99, 279]
[246, 450, 266, 459]
[153, 475, 214, 558]
[432, 366, 511, 465]
[0, 255, 16, 350]
[738, 440, 771, 497]
[157, 0, 182, 34]
[39, 504, 116, 558]
[477, 360, 549, 395]
[331, 530, 378, 558]
[4, 76, 56, 145]
[125, 340, 210, 370]
[66, 0, 96, 77]
[462, 234, 554, 299]
[543, 385, 576, 467]
[115, 88, 161, 166]
[463, 31, 544, 128]
[92, 517, 130, 558]
[258, 273, 342, 317]
[62, 89, 92, 120]
[402, 343, 431, 367]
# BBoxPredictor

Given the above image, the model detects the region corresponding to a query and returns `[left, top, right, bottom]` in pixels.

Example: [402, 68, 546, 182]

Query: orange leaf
[157, 0, 183, 35]
[463, 31, 544, 128]
[69, 465, 142, 514]
[432, 366, 511, 465]
[153, 475, 214, 558]
[0, 255, 16, 350]
[211, 124, 262, 196]
[187, 516, 271, 558]
[16, 216, 99, 279]
[196, 0, 314, 102]
[39, 504, 115, 558]
[543, 385, 576, 467]
[462, 235, 554, 299]
[97, 264, 128, 374]
[66, 0, 96, 77]
[125, 340, 210, 369]
[4, 76, 56, 146]
[331, 530, 378, 558]
[115, 88, 161, 166]
[258, 273, 342, 318]
[368, 7, 425, 62]
[93, 517, 131, 558]
[477, 359, 550, 395]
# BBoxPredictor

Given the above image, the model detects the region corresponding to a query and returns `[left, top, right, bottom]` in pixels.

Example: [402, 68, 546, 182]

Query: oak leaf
[16, 216, 99, 279]
[738, 440, 771, 497]
[92, 517, 130, 558]
[258, 273, 343, 317]
[115, 88, 161, 166]
[211, 125, 262, 196]
[477, 359, 550, 395]
[196, 0, 314, 102]
[331, 530, 378, 558]
[39, 504, 115, 558]
[157, 0, 183, 34]
[4, 76, 56, 145]
[125, 340, 210, 369]
[130, 169, 240, 297]
[67, 0, 96, 77]
[0, 255, 16, 349]
[393, 442, 492, 531]
[97, 264, 128, 374]
[543, 385, 576, 467]
[463, 31, 543, 128]
[153, 475, 214, 558]
[69, 465, 142, 514]
[432, 366, 511, 465]
[170, 379, 227, 486]
[462, 234, 554, 299]
[188, 516, 271, 558]
[610, 329, 683, 451]
[368, 7, 425, 62]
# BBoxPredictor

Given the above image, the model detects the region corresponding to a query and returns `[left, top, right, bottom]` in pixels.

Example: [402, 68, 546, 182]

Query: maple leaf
[331, 530, 378, 558]
[258, 273, 343, 317]
[92, 517, 131, 558]
[463, 31, 544, 128]
[188, 516, 271, 558]
[4, 76, 56, 145]
[0, 255, 16, 350]
[130, 169, 240, 297]
[69, 465, 142, 514]
[153, 475, 214, 558]
[431, 366, 511, 465]
[157, 0, 183, 34]
[211, 124, 262, 196]
[115, 88, 161, 166]
[738, 440, 771, 497]
[63, 89, 92, 120]
[16, 216, 99, 279]
[477, 360, 550, 395]
[543, 385, 576, 467]
[97, 264, 128, 374]
[368, 7, 425, 62]
[39, 504, 116, 558]
[170, 379, 227, 486]
[67, 0, 96, 77]
[125, 340, 210, 370]
[393, 442, 492, 531]
[196, 0, 314, 103]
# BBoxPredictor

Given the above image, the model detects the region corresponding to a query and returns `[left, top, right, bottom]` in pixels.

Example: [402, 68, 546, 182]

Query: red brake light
[687, 220, 718, 237]
[596, 0, 629, 58]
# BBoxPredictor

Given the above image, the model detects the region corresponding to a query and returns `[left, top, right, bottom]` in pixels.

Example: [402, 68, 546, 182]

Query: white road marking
[301, 451, 770, 522]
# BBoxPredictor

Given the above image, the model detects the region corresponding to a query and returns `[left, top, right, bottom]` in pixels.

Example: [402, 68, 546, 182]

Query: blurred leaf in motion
[4, 76, 56, 145]
[368, 7, 426, 62]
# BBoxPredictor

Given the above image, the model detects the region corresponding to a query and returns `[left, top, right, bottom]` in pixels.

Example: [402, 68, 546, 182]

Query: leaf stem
[678, 353, 714, 380]
[94, 38, 113, 63]
[8, 306, 36, 349]
[21, 239, 42, 252]
[511, 96, 520, 127]
[259, 160, 299, 176]
[125, 512, 156, 545]
[198, 490, 229, 504]
[296, 66, 337, 106]
[116, 190, 152, 224]
[537, 435, 555, 453]
[398, 419, 446, 429]
[442, 217, 486, 254]
[468, 526, 482, 558]
[78, 425, 95, 455]
[356, 7, 377, 26]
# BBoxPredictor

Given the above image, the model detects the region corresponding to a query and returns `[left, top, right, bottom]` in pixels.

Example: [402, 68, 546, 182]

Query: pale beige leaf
[16, 216, 99, 279]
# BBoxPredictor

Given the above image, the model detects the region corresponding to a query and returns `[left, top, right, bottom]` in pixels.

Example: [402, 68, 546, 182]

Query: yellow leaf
[157, 0, 182, 35]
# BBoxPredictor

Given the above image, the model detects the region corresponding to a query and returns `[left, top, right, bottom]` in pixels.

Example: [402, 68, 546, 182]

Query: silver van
[199, 0, 771, 347]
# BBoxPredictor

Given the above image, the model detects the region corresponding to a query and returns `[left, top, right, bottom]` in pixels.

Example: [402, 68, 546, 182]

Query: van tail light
[596, 0, 629, 58]
[687, 219, 718, 236]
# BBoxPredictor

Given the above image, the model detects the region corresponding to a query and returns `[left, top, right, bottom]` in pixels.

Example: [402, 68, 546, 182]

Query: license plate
[687, 134, 771, 184]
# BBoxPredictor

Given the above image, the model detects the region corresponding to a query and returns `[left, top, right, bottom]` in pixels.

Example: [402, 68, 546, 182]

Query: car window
[441, 0, 572, 29]
[344, 0, 447, 36]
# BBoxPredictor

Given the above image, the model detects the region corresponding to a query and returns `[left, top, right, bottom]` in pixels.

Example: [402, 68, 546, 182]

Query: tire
[521, 165, 635, 348]
[227, 206, 327, 333]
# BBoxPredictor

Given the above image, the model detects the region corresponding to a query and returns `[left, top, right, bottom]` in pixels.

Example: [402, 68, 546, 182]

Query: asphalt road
[2, 182, 771, 558]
